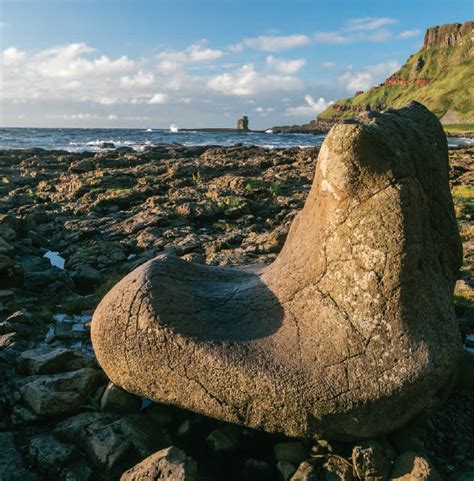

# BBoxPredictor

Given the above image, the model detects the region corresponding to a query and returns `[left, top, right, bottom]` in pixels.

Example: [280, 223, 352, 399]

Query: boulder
[54, 411, 172, 474]
[389, 451, 441, 480]
[0, 432, 38, 481]
[120, 446, 198, 481]
[352, 440, 392, 480]
[71, 265, 103, 291]
[18, 346, 95, 375]
[27, 434, 77, 475]
[100, 381, 142, 413]
[21, 368, 102, 416]
[92, 103, 462, 440]
[291, 460, 318, 481]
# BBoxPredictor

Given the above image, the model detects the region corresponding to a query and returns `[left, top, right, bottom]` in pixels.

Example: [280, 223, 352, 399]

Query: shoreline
[0, 131, 472, 154]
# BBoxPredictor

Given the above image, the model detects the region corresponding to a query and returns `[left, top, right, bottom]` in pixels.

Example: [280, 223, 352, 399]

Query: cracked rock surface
[92, 102, 463, 440]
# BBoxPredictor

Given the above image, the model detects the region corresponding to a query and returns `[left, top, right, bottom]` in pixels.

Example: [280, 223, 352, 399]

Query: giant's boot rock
[92, 102, 462, 440]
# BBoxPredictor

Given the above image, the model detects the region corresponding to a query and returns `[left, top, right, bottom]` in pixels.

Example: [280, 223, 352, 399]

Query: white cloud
[266, 55, 306, 74]
[63, 113, 99, 120]
[98, 97, 118, 105]
[148, 93, 169, 104]
[339, 60, 400, 93]
[314, 32, 348, 44]
[158, 40, 224, 64]
[238, 34, 311, 52]
[62, 113, 118, 122]
[253, 106, 274, 115]
[397, 29, 421, 39]
[321, 61, 336, 69]
[120, 70, 154, 87]
[2, 47, 26, 65]
[347, 17, 397, 31]
[34, 42, 135, 79]
[285, 95, 333, 116]
[207, 64, 303, 96]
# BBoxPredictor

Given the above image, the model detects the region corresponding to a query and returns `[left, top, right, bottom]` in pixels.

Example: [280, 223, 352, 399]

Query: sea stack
[237, 115, 249, 131]
[91, 102, 462, 441]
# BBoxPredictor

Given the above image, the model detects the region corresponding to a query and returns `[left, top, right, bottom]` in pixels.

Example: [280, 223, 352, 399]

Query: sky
[0, 0, 472, 129]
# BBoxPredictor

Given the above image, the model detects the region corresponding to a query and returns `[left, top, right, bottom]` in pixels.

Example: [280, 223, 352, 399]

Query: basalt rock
[92, 102, 462, 440]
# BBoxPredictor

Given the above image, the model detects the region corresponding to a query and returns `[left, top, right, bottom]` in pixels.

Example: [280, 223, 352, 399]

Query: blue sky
[1, 0, 472, 128]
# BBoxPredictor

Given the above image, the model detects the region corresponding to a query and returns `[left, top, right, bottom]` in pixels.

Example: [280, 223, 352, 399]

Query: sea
[0, 127, 472, 151]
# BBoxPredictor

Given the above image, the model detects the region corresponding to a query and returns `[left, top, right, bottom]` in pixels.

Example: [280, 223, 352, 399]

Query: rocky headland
[317, 21, 473, 128]
[0, 136, 473, 480]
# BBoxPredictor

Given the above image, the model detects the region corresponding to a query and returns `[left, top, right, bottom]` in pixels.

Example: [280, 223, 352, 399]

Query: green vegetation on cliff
[318, 21, 474, 124]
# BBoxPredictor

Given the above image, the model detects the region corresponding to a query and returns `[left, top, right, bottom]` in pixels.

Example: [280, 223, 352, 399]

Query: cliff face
[318, 21, 473, 126]
[423, 21, 473, 49]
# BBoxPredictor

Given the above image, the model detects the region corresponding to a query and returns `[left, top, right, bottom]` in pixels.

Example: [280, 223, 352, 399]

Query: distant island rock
[179, 115, 254, 133]
[270, 120, 326, 135]
[236, 115, 249, 131]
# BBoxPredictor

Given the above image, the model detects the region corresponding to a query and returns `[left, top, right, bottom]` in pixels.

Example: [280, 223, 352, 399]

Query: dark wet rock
[0, 289, 15, 304]
[352, 440, 392, 480]
[21, 367, 103, 416]
[100, 381, 142, 413]
[290, 460, 318, 481]
[0, 320, 41, 340]
[54, 411, 172, 475]
[46, 322, 88, 343]
[120, 446, 198, 481]
[0, 256, 22, 288]
[60, 460, 94, 481]
[320, 456, 355, 480]
[27, 434, 77, 476]
[116, 146, 135, 153]
[6, 310, 36, 325]
[456, 350, 474, 389]
[9, 404, 40, 425]
[0, 332, 19, 350]
[100, 142, 115, 149]
[0, 237, 15, 255]
[0, 432, 38, 481]
[273, 442, 309, 465]
[390, 426, 426, 454]
[18, 346, 95, 375]
[277, 460, 297, 481]
[242, 458, 274, 481]
[206, 425, 240, 453]
[69, 158, 96, 174]
[71, 265, 103, 291]
[389, 451, 441, 480]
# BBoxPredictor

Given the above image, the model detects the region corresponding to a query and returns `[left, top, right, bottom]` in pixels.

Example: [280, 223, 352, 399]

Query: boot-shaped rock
[91, 102, 462, 440]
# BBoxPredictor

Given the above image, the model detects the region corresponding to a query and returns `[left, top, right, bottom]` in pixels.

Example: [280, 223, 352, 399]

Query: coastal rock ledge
[92, 102, 462, 441]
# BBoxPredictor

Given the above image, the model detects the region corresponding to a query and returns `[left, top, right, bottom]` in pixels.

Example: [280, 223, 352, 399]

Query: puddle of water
[140, 398, 153, 411]
[43, 251, 65, 269]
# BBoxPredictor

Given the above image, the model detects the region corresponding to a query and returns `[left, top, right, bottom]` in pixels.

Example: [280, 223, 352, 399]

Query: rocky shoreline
[0, 144, 472, 480]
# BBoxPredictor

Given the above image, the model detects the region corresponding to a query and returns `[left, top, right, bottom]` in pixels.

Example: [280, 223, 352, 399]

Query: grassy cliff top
[318, 21, 474, 124]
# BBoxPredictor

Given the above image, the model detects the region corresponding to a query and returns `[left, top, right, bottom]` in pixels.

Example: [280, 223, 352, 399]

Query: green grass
[452, 185, 474, 207]
[444, 124, 474, 135]
[318, 43, 474, 123]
